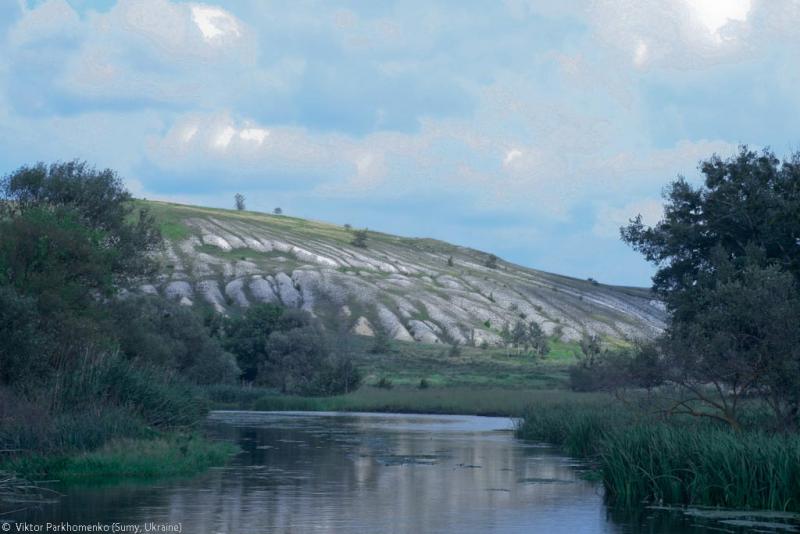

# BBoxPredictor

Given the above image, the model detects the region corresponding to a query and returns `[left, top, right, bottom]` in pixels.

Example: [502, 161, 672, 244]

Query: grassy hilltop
[139, 199, 665, 350]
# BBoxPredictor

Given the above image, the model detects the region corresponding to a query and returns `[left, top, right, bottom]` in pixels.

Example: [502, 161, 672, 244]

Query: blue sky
[1, 0, 797, 286]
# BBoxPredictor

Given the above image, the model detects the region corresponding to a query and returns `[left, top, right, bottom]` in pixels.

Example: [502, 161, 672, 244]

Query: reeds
[516, 400, 800, 511]
[601, 425, 800, 511]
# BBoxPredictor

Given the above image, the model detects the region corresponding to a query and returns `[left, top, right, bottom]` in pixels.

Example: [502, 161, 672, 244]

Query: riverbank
[206, 385, 605, 417]
[516, 400, 800, 512]
[2, 432, 237, 483]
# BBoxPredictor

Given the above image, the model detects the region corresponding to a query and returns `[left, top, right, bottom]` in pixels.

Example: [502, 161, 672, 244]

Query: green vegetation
[621, 146, 800, 430]
[517, 147, 800, 512]
[234, 193, 245, 211]
[349, 335, 573, 389]
[4, 434, 237, 481]
[351, 227, 369, 248]
[0, 162, 237, 485]
[219, 303, 361, 395]
[250, 387, 578, 416]
[516, 398, 800, 511]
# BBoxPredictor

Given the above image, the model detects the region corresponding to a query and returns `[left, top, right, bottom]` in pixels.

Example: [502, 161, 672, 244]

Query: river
[6, 411, 796, 533]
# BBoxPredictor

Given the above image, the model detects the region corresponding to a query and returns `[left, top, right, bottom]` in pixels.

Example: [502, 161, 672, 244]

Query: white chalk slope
[142, 201, 665, 345]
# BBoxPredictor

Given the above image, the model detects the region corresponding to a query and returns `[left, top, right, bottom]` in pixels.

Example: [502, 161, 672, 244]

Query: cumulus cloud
[1, 0, 797, 285]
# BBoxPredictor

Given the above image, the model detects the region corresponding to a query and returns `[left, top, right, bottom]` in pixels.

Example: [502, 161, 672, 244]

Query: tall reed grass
[601, 425, 800, 511]
[516, 398, 800, 511]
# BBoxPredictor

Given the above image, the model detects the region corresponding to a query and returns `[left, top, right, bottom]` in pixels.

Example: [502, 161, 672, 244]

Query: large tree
[622, 147, 800, 429]
[622, 147, 800, 321]
[1, 161, 162, 288]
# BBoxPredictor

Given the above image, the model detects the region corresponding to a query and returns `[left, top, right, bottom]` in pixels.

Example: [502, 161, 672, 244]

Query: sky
[1, 0, 798, 286]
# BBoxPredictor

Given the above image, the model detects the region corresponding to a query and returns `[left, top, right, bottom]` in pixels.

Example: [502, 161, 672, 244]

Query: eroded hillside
[137, 200, 665, 345]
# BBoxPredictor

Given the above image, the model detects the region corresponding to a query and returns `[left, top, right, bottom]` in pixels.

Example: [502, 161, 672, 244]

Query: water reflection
[7, 411, 794, 533]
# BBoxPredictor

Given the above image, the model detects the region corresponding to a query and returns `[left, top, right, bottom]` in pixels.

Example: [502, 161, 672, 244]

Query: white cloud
[686, 0, 751, 36]
[633, 39, 648, 67]
[8, 0, 80, 47]
[239, 127, 269, 144]
[190, 4, 242, 42]
[213, 125, 236, 149]
[503, 148, 523, 166]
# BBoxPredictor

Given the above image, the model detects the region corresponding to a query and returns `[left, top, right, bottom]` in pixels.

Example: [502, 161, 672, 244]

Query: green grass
[602, 425, 800, 511]
[247, 387, 583, 417]
[349, 335, 577, 389]
[4, 433, 237, 482]
[516, 397, 800, 512]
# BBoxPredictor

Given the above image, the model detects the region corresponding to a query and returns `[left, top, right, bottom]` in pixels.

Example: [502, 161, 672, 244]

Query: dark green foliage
[273, 207, 282, 215]
[601, 425, 800, 511]
[351, 228, 368, 248]
[517, 399, 800, 511]
[568, 343, 667, 392]
[0, 207, 118, 313]
[1, 161, 161, 283]
[484, 253, 498, 269]
[418, 378, 430, 389]
[52, 353, 206, 428]
[552, 324, 564, 342]
[0, 161, 211, 463]
[447, 255, 454, 267]
[109, 296, 240, 385]
[622, 148, 800, 430]
[622, 147, 800, 312]
[447, 342, 461, 358]
[376, 377, 393, 389]
[221, 304, 361, 395]
[664, 263, 800, 429]
[504, 319, 550, 357]
[221, 303, 285, 381]
[234, 193, 245, 211]
[369, 328, 392, 354]
[527, 321, 550, 357]
[0, 287, 46, 386]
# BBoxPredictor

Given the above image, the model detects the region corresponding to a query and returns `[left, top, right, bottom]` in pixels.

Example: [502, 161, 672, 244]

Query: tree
[0, 286, 47, 385]
[485, 253, 498, 269]
[622, 147, 800, 430]
[510, 320, 528, 353]
[528, 321, 550, 358]
[221, 303, 360, 395]
[447, 256, 454, 267]
[351, 228, 369, 248]
[578, 334, 602, 368]
[663, 263, 800, 430]
[369, 328, 392, 354]
[109, 296, 240, 385]
[234, 193, 245, 211]
[621, 147, 800, 322]
[273, 207, 282, 215]
[1, 161, 162, 284]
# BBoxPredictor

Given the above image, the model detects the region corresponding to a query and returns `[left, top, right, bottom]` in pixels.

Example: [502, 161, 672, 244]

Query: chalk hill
[138, 200, 665, 345]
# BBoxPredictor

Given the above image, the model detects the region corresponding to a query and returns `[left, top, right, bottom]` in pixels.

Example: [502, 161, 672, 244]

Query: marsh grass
[601, 426, 800, 511]
[516, 397, 800, 511]
[4, 434, 237, 482]
[249, 387, 589, 416]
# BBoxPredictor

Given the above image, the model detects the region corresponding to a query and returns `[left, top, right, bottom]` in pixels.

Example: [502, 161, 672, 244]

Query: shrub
[351, 229, 369, 248]
[376, 377, 393, 389]
[109, 295, 240, 385]
[223, 304, 360, 396]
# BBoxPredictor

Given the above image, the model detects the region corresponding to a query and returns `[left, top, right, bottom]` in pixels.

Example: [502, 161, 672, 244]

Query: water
[5, 411, 799, 533]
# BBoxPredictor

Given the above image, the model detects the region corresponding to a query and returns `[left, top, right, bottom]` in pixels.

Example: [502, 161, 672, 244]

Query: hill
[137, 200, 665, 345]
